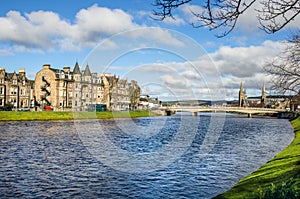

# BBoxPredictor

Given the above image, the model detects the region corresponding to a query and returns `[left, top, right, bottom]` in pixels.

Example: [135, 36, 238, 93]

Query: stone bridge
[161, 106, 287, 118]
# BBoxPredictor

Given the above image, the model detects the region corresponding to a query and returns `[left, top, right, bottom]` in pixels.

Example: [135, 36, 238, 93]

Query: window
[0, 98, 2, 106]
[10, 88, 17, 95]
[75, 101, 77, 106]
[0, 87, 3, 94]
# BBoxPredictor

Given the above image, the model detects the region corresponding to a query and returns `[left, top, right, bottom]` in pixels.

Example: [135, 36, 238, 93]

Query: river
[0, 113, 294, 198]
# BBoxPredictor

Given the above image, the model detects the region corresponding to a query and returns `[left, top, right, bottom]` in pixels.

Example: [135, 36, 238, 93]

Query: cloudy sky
[0, 0, 298, 101]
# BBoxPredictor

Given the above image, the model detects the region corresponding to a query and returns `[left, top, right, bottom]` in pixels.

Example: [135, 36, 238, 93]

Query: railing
[162, 106, 286, 113]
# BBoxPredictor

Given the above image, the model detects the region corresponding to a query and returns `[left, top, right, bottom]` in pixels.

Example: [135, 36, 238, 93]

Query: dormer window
[13, 79, 17, 84]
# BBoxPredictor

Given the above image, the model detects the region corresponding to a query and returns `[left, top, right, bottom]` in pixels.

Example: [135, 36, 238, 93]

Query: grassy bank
[0, 110, 157, 121]
[215, 116, 300, 199]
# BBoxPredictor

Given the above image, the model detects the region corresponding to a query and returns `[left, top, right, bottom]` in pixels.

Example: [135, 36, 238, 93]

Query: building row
[238, 81, 300, 111]
[0, 63, 140, 111]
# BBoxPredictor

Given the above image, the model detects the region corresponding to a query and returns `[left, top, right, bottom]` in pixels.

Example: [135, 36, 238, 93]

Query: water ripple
[0, 116, 294, 198]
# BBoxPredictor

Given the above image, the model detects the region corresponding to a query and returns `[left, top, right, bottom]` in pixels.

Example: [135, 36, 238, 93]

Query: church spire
[261, 83, 266, 107]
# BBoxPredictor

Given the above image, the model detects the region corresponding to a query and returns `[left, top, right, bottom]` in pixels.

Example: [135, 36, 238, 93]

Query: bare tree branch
[264, 31, 300, 93]
[152, 0, 300, 37]
[258, 0, 300, 33]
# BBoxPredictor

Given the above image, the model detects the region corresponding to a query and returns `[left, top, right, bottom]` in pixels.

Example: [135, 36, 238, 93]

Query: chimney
[43, 64, 50, 69]
[63, 67, 70, 73]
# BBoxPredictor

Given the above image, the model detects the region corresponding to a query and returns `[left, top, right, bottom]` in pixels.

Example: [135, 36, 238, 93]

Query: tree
[152, 0, 300, 37]
[264, 32, 300, 94]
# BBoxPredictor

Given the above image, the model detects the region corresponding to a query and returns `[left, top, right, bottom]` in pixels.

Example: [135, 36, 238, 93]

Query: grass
[215, 116, 300, 199]
[0, 110, 157, 121]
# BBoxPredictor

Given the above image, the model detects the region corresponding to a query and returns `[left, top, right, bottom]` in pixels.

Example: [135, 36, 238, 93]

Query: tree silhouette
[152, 0, 300, 37]
[264, 32, 300, 93]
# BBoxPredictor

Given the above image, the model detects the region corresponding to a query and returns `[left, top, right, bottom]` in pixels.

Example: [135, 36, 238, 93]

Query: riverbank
[215, 116, 300, 198]
[0, 110, 157, 121]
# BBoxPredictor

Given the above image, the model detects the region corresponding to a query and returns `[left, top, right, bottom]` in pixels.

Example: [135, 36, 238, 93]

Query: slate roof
[83, 65, 91, 76]
[73, 62, 81, 74]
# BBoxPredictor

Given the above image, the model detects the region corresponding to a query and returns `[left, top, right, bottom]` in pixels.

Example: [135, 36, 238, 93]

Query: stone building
[238, 82, 248, 107]
[34, 63, 140, 111]
[261, 83, 266, 107]
[35, 64, 74, 110]
[0, 68, 34, 110]
[100, 73, 140, 111]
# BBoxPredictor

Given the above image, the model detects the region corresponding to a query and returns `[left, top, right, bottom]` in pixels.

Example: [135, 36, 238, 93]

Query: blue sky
[0, 0, 298, 100]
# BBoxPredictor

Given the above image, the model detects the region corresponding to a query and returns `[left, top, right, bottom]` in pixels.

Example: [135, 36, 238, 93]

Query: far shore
[0, 110, 158, 121]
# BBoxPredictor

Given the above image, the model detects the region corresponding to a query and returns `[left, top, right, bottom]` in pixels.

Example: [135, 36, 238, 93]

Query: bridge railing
[161, 106, 286, 112]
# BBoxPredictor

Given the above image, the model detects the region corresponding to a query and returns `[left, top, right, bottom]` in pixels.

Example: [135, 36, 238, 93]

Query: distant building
[239, 82, 292, 109]
[138, 95, 161, 109]
[238, 82, 248, 107]
[291, 91, 300, 112]
[0, 68, 34, 109]
[34, 63, 140, 111]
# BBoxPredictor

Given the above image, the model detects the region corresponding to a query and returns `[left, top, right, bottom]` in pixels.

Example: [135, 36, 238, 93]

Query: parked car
[18, 107, 30, 111]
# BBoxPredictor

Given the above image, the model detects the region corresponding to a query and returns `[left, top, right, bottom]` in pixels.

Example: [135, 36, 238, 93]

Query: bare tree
[152, 0, 300, 37]
[264, 32, 300, 94]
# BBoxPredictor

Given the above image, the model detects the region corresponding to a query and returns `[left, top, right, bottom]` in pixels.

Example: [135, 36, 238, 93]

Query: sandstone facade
[0, 68, 34, 109]
[34, 63, 140, 111]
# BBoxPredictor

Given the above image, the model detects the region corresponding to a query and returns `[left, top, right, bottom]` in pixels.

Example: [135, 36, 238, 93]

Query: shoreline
[215, 116, 300, 198]
[0, 110, 158, 121]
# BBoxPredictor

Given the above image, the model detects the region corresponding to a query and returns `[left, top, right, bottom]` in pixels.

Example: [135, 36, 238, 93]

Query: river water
[0, 113, 294, 198]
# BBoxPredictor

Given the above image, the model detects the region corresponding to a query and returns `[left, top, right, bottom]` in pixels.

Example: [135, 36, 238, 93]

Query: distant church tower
[238, 82, 247, 107]
[261, 83, 266, 107]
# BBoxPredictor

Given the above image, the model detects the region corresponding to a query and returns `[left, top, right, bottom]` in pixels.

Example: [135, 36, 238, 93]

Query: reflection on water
[0, 115, 294, 198]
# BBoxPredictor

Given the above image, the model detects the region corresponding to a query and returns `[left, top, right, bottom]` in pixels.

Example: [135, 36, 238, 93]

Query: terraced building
[34, 63, 140, 111]
[0, 68, 34, 110]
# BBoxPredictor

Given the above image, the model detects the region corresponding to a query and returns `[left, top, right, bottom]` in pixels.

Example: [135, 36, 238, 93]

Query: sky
[0, 0, 299, 101]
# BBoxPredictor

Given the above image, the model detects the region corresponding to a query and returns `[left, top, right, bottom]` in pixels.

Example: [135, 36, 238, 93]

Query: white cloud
[161, 74, 192, 89]
[136, 40, 284, 100]
[161, 15, 186, 26]
[0, 4, 183, 53]
[210, 40, 284, 78]
[0, 48, 14, 56]
[180, 4, 204, 24]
